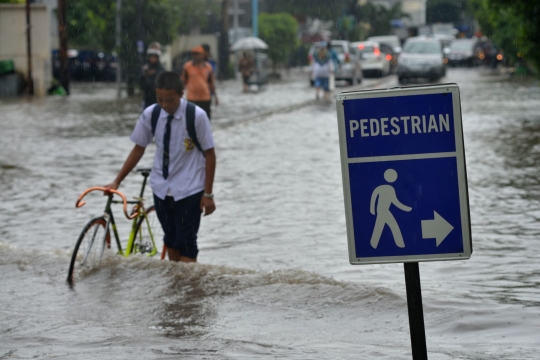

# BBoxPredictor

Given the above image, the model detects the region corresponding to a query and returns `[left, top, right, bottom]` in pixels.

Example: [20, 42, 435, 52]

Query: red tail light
[358, 44, 365, 50]
[374, 48, 381, 56]
[345, 52, 350, 63]
[385, 54, 392, 61]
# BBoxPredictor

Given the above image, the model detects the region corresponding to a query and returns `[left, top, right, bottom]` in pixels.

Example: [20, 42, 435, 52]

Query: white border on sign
[336, 83, 472, 265]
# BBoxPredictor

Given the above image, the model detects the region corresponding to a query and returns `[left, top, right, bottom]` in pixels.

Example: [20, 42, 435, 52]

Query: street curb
[215, 77, 391, 130]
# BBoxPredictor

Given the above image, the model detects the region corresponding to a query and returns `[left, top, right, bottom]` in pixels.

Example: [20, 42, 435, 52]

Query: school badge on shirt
[184, 138, 195, 152]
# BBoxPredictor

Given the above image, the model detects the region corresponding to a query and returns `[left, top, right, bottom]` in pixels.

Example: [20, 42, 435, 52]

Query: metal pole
[115, 0, 122, 96]
[233, 0, 239, 44]
[58, 0, 69, 94]
[252, 0, 258, 38]
[404, 262, 428, 360]
[25, 0, 34, 95]
[218, 0, 230, 80]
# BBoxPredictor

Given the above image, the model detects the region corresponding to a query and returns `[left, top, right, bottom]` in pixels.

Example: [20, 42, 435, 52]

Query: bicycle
[68, 168, 166, 283]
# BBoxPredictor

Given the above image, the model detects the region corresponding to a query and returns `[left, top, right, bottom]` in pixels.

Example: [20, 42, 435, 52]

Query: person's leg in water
[154, 192, 202, 262]
[322, 77, 330, 100]
[243, 76, 249, 93]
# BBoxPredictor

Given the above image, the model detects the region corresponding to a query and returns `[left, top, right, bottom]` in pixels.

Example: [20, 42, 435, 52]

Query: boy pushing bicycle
[105, 71, 216, 263]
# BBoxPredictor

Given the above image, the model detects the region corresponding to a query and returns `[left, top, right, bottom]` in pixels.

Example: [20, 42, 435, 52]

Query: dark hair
[201, 44, 210, 53]
[154, 71, 184, 94]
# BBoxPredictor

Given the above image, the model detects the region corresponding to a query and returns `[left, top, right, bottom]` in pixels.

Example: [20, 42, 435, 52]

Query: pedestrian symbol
[370, 169, 412, 249]
[336, 84, 472, 265]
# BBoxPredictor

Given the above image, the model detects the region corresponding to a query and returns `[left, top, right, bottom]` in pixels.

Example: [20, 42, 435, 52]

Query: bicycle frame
[76, 170, 159, 258]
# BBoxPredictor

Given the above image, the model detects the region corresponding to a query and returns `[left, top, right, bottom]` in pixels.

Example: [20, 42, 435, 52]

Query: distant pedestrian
[181, 46, 219, 120]
[311, 47, 333, 100]
[140, 41, 166, 109]
[238, 52, 255, 93]
[201, 44, 217, 74]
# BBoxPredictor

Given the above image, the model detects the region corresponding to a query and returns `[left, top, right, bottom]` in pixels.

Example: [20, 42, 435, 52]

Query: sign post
[336, 84, 471, 359]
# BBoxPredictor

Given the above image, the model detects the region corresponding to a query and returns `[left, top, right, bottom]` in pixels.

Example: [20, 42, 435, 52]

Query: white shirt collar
[160, 98, 185, 120]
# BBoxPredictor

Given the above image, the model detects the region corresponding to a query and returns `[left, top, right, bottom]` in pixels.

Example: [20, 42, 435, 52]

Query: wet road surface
[1, 68, 540, 359]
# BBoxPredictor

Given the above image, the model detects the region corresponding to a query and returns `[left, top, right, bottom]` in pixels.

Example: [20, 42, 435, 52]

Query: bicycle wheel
[67, 216, 110, 282]
[133, 205, 164, 256]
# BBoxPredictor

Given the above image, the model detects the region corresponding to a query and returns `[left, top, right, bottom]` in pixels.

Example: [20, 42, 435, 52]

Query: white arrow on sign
[421, 211, 454, 247]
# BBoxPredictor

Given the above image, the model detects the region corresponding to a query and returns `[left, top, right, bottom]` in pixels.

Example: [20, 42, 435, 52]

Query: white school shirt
[130, 99, 214, 201]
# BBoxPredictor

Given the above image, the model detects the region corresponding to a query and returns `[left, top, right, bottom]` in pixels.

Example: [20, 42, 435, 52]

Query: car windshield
[331, 45, 345, 54]
[356, 45, 375, 54]
[403, 41, 441, 54]
[450, 41, 474, 51]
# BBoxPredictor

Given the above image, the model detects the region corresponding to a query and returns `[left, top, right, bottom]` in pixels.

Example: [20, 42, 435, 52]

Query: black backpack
[150, 102, 205, 157]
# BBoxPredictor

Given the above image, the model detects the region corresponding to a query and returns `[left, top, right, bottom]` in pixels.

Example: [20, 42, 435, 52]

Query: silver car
[397, 39, 447, 84]
[308, 40, 363, 86]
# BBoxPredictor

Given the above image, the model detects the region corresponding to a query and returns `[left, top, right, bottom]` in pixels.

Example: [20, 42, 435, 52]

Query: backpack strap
[151, 102, 205, 158]
[186, 102, 206, 157]
[150, 104, 161, 136]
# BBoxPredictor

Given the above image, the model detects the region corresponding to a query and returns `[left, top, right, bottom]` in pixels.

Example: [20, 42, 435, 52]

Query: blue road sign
[336, 84, 471, 264]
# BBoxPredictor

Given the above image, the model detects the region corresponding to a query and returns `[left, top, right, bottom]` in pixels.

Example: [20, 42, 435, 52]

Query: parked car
[397, 38, 447, 84]
[447, 39, 482, 67]
[308, 40, 362, 86]
[415, 34, 454, 49]
[351, 41, 391, 77]
[52, 49, 117, 82]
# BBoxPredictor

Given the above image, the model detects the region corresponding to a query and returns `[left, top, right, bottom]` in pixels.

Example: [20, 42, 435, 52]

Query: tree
[67, 0, 179, 93]
[426, 0, 470, 24]
[262, 0, 342, 21]
[258, 13, 298, 74]
[470, 0, 540, 74]
[350, 2, 410, 40]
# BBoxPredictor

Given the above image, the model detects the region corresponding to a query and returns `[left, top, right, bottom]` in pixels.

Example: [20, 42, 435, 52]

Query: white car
[351, 41, 391, 77]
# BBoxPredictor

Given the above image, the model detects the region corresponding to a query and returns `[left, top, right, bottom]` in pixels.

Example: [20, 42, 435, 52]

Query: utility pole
[115, 0, 122, 96]
[58, 0, 69, 94]
[218, 0, 230, 80]
[233, 0, 239, 44]
[252, 0, 258, 38]
[25, 0, 34, 95]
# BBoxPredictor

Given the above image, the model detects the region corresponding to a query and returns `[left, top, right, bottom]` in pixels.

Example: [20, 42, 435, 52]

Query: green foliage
[470, 0, 540, 74]
[0, 0, 24, 3]
[350, 2, 409, 40]
[258, 13, 298, 72]
[262, 0, 341, 21]
[426, 0, 470, 24]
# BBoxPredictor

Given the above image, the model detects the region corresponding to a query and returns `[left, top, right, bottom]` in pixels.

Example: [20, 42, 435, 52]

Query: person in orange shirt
[181, 46, 218, 120]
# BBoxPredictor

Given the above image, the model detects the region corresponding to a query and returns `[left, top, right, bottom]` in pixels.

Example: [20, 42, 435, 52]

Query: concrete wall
[0, 4, 51, 96]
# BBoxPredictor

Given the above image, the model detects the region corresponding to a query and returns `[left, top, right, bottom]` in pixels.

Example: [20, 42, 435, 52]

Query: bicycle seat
[137, 168, 152, 177]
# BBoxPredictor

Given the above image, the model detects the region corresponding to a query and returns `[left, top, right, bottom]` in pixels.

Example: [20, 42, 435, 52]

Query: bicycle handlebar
[75, 187, 138, 220]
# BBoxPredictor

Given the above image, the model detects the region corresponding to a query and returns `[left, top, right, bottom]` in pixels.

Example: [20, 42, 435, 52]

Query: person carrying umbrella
[238, 52, 255, 93]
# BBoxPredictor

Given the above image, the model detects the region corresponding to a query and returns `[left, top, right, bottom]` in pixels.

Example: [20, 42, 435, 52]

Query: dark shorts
[153, 191, 203, 259]
[190, 100, 212, 120]
[242, 75, 250, 85]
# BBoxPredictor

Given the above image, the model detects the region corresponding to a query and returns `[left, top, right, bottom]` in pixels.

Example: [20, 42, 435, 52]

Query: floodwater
[1, 68, 540, 359]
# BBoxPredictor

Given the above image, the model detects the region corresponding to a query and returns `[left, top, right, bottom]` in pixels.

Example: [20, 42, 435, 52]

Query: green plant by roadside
[470, 0, 540, 75]
[258, 13, 298, 75]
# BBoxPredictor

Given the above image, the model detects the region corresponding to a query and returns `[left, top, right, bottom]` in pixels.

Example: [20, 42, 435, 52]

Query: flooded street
[1, 68, 540, 359]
